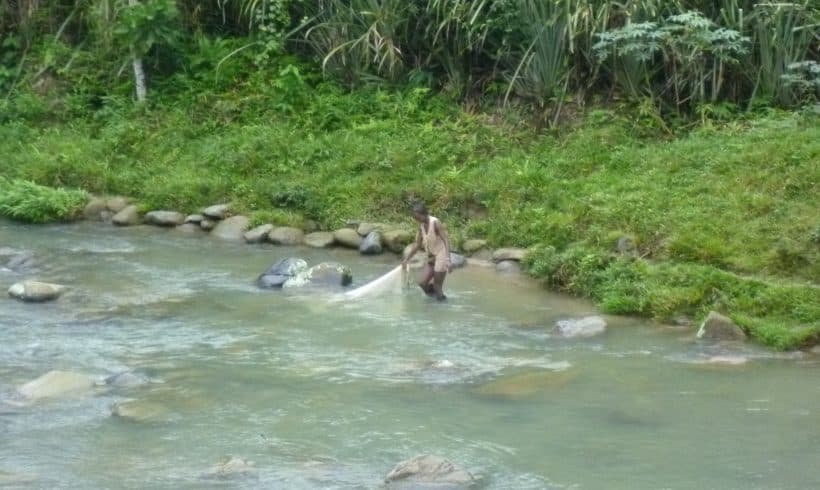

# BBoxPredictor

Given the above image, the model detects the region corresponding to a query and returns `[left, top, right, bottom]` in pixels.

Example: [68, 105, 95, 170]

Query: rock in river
[8, 280, 65, 302]
[18, 370, 95, 400]
[696, 311, 747, 341]
[210, 215, 249, 241]
[385, 454, 475, 488]
[257, 258, 309, 288]
[555, 316, 607, 338]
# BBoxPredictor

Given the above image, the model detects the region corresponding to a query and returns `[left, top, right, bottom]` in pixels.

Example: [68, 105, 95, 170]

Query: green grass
[0, 177, 88, 224]
[0, 82, 817, 348]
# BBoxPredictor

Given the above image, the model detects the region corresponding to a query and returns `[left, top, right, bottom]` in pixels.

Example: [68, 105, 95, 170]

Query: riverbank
[1, 89, 818, 348]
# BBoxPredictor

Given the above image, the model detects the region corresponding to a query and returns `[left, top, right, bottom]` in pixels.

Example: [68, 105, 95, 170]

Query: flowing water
[1, 221, 818, 489]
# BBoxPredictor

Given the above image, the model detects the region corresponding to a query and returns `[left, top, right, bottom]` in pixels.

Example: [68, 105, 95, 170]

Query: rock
[243, 224, 273, 243]
[200, 218, 216, 231]
[8, 280, 65, 302]
[474, 369, 575, 398]
[83, 197, 107, 220]
[18, 370, 95, 400]
[385, 454, 474, 487]
[496, 260, 521, 274]
[257, 258, 308, 289]
[185, 214, 205, 224]
[334, 228, 363, 249]
[144, 210, 185, 227]
[211, 215, 250, 241]
[616, 235, 636, 253]
[105, 196, 129, 213]
[268, 226, 305, 246]
[462, 239, 488, 254]
[304, 231, 336, 248]
[203, 204, 230, 220]
[201, 456, 257, 481]
[175, 223, 202, 234]
[359, 231, 383, 255]
[111, 399, 170, 423]
[696, 311, 746, 341]
[470, 249, 494, 262]
[449, 252, 467, 268]
[357, 222, 387, 236]
[492, 247, 528, 262]
[284, 262, 352, 288]
[105, 371, 150, 389]
[383, 229, 413, 253]
[100, 210, 113, 222]
[555, 316, 607, 338]
[112, 205, 140, 226]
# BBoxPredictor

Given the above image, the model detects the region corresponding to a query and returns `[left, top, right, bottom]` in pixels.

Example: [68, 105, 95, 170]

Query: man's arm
[402, 229, 422, 266]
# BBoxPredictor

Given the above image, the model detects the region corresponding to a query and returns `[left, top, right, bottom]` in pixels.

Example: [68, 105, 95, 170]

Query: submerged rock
[257, 258, 309, 289]
[283, 262, 353, 288]
[105, 370, 151, 389]
[495, 259, 521, 274]
[555, 316, 607, 338]
[473, 369, 575, 398]
[385, 454, 474, 488]
[111, 399, 170, 423]
[696, 311, 746, 341]
[18, 370, 95, 400]
[200, 456, 258, 481]
[8, 280, 65, 302]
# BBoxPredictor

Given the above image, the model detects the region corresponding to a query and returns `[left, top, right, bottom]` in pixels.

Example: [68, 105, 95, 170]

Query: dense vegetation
[1, 1, 818, 348]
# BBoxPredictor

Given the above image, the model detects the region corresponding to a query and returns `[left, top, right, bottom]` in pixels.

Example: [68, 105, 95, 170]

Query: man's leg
[431, 270, 447, 301]
[418, 263, 435, 296]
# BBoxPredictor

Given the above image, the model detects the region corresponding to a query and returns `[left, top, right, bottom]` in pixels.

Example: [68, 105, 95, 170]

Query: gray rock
[244, 224, 274, 243]
[185, 214, 205, 224]
[175, 223, 202, 234]
[112, 205, 140, 226]
[100, 210, 113, 222]
[304, 231, 336, 248]
[257, 258, 309, 289]
[211, 215, 250, 241]
[18, 370, 95, 400]
[555, 316, 607, 338]
[8, 280, 65, 302]
[268, 226, 305, 246]
[83, 197, 107, 220]
[334, 228, 363, 249]
[385, 454, 474, 487]
[462, 239, 488, 254]
[616, 235, 636, 253]
[200, 456, 258, 481]
[492, 247, 528, 262]
[111, 399, 170, 423]
[105, 371, 150, 389]
[357, 222, 387, 236]
[470, 249, 494, 262]
[203, 204, 230, 220]
[383, 229, 414, 253]
[696, 311, 747, 341]
[284, 262, 352, 288]
[359, 231, 383, 255]
[200, 218, 216, 231]
[105, 196, 129, 213]
[496, 260, 521, 274]
[449, 252, 467, 268]
[144, 210, 185, 227]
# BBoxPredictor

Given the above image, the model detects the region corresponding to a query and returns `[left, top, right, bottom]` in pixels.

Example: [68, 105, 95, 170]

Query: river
[1, 220, 818, 489]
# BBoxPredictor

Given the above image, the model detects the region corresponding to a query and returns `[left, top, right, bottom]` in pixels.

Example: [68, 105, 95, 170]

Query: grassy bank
[1, 83, 818, 348]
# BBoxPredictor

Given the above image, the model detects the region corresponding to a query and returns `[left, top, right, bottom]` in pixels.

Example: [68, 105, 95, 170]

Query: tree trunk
[128, 0, 147, 102]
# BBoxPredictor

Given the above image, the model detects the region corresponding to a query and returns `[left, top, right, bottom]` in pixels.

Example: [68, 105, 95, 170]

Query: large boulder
[383, 229, 413, 253]
[385, 454, 474, 488]
[304, 231, 336, 248]
[83, 197, 107, 220]
[200, 218, 216, 231]
[211, 215, 249, 241]
[18, 371, 95, 400]
[696, 311, 746, 341]
[144, 210, 185, 227]
[492, 247, 528, 262]
[461, 239, 488, 255]
[268, 226, 305, 246]
[202, 204, 230, 220]
[112, 205, 140, 226]
[8, 280, 65, 302]
[244, 224, 273, 243]
[185, 214, 205, 224]
[105, 196, 129, 213]
[334, 228, 363, 249]
[257, 258, 308, 289]
[555, 316, 607, 338]
[357, 222, 387, 236]
[359, 231, 383, 255]
[284, 262, 352, 288]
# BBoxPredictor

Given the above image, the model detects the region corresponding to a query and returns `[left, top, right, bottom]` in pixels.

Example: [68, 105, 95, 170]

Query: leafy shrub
[0, 178, 88, 223]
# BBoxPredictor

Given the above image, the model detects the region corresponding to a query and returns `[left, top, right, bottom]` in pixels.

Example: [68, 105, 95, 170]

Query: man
[401, 202, 452, 301]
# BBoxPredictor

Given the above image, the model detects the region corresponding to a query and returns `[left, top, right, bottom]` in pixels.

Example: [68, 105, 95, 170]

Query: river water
[1, 221, 818, 489]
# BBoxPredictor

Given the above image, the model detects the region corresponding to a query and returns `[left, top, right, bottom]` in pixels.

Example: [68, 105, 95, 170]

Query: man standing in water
[401, 202, 452, 301]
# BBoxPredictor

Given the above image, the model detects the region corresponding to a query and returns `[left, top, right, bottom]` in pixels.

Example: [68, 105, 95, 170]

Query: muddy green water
[1, 221, 819, 489]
